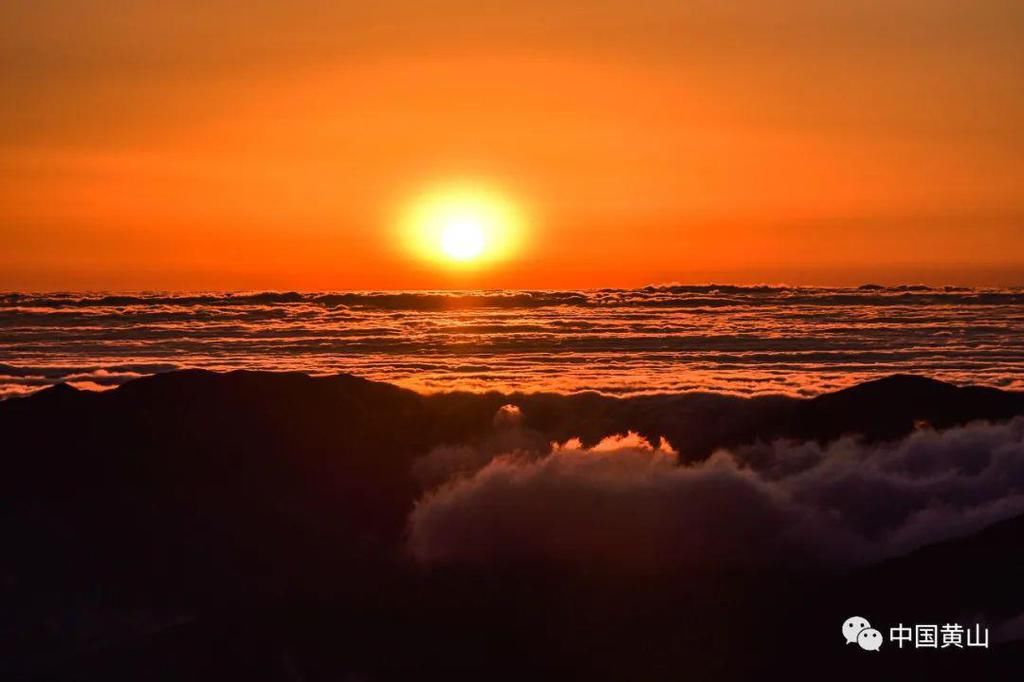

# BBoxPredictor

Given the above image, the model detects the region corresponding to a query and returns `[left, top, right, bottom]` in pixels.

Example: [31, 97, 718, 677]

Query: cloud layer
[408, 414, 1024, 573]
[3, 286, 1024, 398]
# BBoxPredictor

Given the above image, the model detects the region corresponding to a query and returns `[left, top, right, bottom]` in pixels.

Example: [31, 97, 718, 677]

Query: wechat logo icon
[843, 616, 883, 651]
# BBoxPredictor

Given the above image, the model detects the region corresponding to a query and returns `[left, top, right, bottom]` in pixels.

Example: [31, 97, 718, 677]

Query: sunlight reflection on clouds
[2, 285, 1023, 398]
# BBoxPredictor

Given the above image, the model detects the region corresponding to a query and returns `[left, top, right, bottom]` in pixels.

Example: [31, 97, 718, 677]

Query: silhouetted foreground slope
[2, 371, 1023, 680]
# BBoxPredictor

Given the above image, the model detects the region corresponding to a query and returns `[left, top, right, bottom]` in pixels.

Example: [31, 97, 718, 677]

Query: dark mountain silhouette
[843, 510, 1024, 622]
[795, 511, 1024, 678]
[799, 373, 1022, 441]
[1, 371, 1023, 680]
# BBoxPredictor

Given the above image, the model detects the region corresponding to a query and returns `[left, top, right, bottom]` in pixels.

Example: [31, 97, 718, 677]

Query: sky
[2, 1, 1023, 290]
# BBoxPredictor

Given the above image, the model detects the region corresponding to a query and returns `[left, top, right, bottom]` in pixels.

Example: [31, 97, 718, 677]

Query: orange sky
[2, 1, 1023, 290]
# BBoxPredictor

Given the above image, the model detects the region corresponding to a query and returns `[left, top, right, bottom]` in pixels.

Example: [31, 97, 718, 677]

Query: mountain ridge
[3, 369, 1024, 680]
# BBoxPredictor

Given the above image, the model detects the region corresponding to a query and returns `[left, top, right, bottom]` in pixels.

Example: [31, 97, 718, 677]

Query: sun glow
[402, 183, 524, 266]
[440, 219, 486, 261]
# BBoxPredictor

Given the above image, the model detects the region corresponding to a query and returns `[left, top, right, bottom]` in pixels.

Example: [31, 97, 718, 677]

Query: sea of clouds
[3, 285, 1024, 398]
[409, 407, 1024, 573]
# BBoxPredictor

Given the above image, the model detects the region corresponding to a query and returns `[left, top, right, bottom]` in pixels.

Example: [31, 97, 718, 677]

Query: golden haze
[1, 1, 1023, 289]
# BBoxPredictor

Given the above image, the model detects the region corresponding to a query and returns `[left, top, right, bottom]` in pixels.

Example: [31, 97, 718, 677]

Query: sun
[401, 183, 524, 267]
[440, 218, 486, 261]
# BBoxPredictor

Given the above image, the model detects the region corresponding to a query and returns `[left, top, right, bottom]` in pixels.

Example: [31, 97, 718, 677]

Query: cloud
[408, 414, 1024, 573]
[492, 403, 523, 427]
[4, 286, 1024, 400]
[411, 404, 546, 489]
